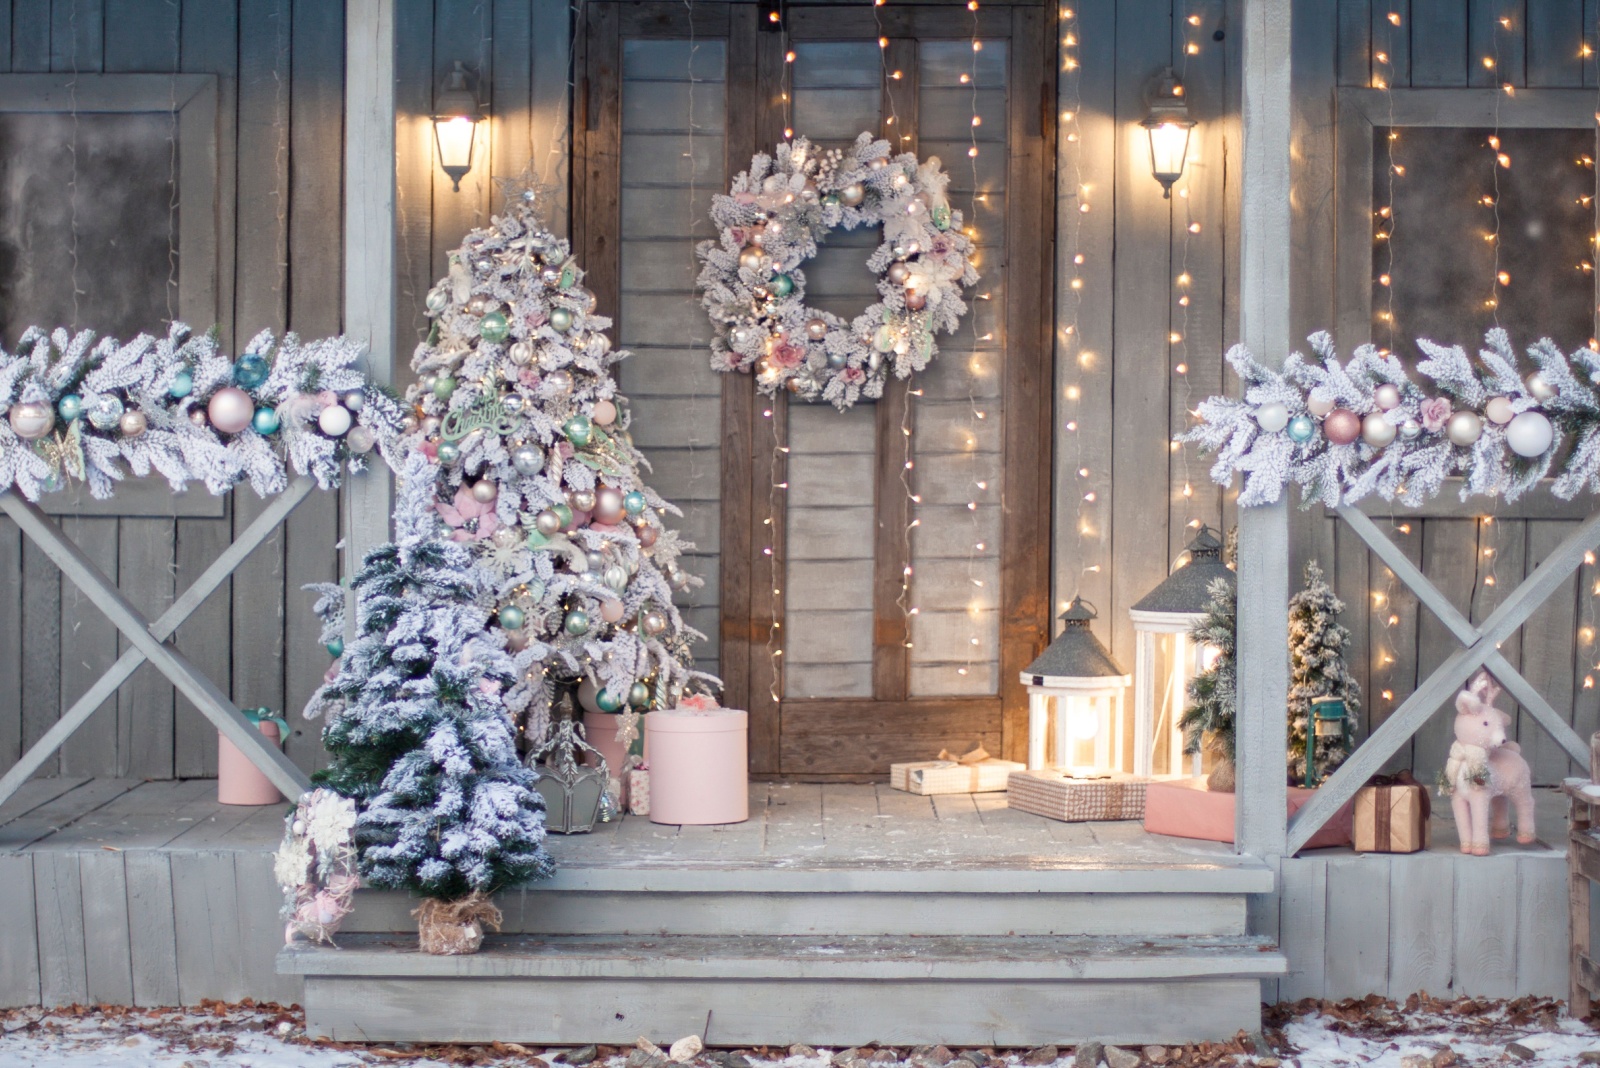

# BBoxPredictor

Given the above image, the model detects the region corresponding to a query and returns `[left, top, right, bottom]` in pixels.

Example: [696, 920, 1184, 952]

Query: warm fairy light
[1187, 222, 1201, 233]
[1482, 56, 1495, 69]
[1372, 592, 1387, 606]
[1175, 362, 1188, 374]
[1187, 13, 1200, 24]
[1388, 12, 1401, 24]
[1382, 690, 1394, 701]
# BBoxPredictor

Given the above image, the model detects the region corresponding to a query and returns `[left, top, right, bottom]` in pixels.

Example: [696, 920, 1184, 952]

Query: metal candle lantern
[1129, 525, 1235, 777]
[530, 682, 610, 834]
[1305, 697, 1349, 788]
[1020, 598, 1131, 774]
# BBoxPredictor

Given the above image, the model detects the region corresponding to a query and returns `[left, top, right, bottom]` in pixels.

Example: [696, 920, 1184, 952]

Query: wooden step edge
[377, 863, 1277, 895]
[279, 933, 1289, 982]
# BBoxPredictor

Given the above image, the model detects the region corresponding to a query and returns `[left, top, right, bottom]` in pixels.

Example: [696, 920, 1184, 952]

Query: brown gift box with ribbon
[1352, 771, 1432, 853]
[1007, 769, 1154, 822]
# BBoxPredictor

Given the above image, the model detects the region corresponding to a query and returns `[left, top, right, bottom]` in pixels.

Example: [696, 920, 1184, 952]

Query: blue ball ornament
[563, 608, 591, 636]
[595, 687, 625, 713]
[252, 406, 281, 435]
[57, 394, 83, 422]
[771, 273, 795, 298]
[623, 491, 646, 516]
[325, 637, 343, 658]
[436, 441, 461, 465]
[498, 605, 526, 631]
[1287, 414, 1316, 444]
[233, 353, 270, 389]
[168, 369, 193, 399]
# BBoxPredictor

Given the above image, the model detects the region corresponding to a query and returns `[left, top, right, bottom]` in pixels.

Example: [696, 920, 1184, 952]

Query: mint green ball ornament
[433, 375, 457, 400]
[168, 369, 193, 399]
[628, 681, 651, 708]
[57, 394, 83, 421]
[498, 605, 526, 631]
[325, 636, 343, 658]
[771, 273, 795, 298]
[550, 306, 574, 334]
[480, 312, 510, 342]
[564, 608, 590, 636]
[563, 414, 592, 447]
[595, 687, 625, 713]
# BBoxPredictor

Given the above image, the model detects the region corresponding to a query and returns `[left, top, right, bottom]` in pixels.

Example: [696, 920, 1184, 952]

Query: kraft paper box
[1353, 782, 1431, 853]
[1143, 777, 1355, 849]
[890, 759, 1024, 795]
[1006, 769, 1153, 822]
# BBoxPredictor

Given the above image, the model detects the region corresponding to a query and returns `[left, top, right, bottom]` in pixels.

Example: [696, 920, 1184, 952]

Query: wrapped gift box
[626, 766, 651, 817]
[1352, 778, 1430, 853]
[890, 758, 1025, 796]
[1006, 769, 1153, 822]
[1143, 777, 1354, 849]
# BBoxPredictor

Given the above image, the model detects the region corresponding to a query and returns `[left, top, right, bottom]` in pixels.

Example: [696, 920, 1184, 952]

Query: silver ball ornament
[570, 489, 597, 513]
[512, 445, 545, 476]
[1361, 412, 1397, 447]
[509, 341, 535, 365]
[501, 393, 526, 415]
[118, 410, 148, 438]
[347, 425, 377, 454]
[1400, 418, 1421, 440]
[545, 369, 574, 395]
[839, 183, 865, 207]
[340, 390, 365, 413]
[7, 402, 54, 441]
[87, 394, 125, 431]
[1254, 402, 1290, 433]
[641, 609, 668, 637]
[604, 564, 628, 592]
[1506, 410, 1554, 457]
[535, 510, 562, 536]
[1446, 410, 1484, 447]
[1527, 373, 1557, 402]
[471, 480, 498, 504]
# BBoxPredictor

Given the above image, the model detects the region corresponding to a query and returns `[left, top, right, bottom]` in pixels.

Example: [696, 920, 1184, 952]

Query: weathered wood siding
[1292, 1, 1600, 785]
[0, 0, 570, 783]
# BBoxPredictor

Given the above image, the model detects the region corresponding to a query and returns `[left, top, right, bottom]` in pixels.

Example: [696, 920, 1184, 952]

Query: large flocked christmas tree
[309, 453, 552, 906]
[1286, 560, 1360, 785]
[399, 186, 716, 746]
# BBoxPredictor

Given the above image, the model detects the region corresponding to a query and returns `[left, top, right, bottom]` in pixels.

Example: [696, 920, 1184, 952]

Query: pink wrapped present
[627, 764, 651, 816]
[646, 706, 748, 825]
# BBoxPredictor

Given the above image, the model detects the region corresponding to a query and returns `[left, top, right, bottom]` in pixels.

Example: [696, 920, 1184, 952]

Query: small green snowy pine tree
[1286, 560, 1360, 785]
[1180, 577, 1237, 784]
[310, 455, 553, 902]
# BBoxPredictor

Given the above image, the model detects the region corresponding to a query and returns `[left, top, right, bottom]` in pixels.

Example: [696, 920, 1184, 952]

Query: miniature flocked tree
[1287, 560, 1360, 786]
[400, 186, 717, 748]
[1179, 577, 1237, 792]
[307, 455, 551, 951]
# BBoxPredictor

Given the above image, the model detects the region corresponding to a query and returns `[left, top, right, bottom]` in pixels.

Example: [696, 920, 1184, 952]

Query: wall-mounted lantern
[1141, 67, 1195, 199]
[433, 61, 482, 192]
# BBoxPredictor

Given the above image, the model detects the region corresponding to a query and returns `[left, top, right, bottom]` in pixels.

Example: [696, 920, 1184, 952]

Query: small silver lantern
[530, 684, 610, 834]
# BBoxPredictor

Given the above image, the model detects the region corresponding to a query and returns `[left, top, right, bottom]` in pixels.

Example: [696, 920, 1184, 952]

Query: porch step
[281, 932, 1287, 1045]
[342, 862, 1274, 939]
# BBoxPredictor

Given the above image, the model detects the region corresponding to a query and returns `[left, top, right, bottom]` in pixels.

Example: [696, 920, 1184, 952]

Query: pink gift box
[627, 766, 651, 816]
[1143, 777, 1354, 850]
[581, 711, 635, 808]
[646, 707, 748, 826]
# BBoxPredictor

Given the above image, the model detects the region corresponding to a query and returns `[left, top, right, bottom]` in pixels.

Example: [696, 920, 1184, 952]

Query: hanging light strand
[1172, 8, 1201, 536]
[1059, 5, 1097, 610]
[958, 0, 987, 680]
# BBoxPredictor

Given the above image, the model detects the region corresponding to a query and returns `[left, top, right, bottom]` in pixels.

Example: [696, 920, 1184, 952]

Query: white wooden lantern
[1129, 525, 1235, 777]
[1020, 598, 1130, 774]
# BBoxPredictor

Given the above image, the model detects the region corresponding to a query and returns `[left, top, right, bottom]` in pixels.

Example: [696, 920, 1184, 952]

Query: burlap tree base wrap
[413, 893, 503, 955]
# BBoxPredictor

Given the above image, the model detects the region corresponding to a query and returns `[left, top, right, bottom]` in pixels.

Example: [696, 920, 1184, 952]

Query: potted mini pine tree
[310, 456, 553, 954]
[1287, 560, 1360, 786]
[1179, 577, 1237, 792]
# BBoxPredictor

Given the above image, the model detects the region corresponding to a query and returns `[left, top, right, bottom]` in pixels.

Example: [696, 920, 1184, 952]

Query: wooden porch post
[1234, 0, 1291, 859]
[344, 0, 397, 571]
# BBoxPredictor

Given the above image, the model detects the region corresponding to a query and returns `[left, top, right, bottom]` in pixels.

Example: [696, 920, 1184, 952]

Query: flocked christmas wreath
[697, 133, 979, 410]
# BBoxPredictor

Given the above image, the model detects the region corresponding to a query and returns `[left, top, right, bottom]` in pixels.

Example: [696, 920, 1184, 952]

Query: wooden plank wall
[1267, 848, 1568, 1002]
[0, 0, 572, 785]
[1292, 0, 1600, 785]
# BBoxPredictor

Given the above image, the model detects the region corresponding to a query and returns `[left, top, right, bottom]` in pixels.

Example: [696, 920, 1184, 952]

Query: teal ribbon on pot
[240, 707, 290, 746]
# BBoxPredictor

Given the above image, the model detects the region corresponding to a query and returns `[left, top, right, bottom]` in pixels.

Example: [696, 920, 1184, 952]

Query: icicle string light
[1059, 5, 1095, 615]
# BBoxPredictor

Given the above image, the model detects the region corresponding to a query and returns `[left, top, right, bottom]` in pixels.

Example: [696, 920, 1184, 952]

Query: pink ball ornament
[592, 399, 617, 426]
[594, 486, 625, 523]
[1374, 384, 1402, 411]
[1485, 396, 1515, 425]
[1307, 395, 1336, 418]
[207, 387, 255, 434]
[600, 597, 626, 624]
[1323, 408, 1361, 446]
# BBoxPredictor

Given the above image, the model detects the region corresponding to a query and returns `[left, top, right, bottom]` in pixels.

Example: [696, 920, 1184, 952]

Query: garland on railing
[0, 323, 404, 501]
[696, 133, 978, 410]
[1183, 330, 1600, 509]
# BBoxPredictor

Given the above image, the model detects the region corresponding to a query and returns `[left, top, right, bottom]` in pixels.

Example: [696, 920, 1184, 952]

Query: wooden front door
[575, 1, 1055, 777]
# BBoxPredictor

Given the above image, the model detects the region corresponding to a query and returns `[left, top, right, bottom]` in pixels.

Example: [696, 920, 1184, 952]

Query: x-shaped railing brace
[1286, 505, 1600, 855]
[0, 478, 317, 809]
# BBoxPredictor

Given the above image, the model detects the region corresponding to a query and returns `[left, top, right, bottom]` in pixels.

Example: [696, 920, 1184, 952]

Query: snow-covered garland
[0, 322, 403, 501]
[697, 133, 979, 410]
[1185, 328, 1600, 508]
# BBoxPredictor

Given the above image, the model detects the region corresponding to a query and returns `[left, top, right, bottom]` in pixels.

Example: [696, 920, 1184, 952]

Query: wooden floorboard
[0, 778, 141, 851]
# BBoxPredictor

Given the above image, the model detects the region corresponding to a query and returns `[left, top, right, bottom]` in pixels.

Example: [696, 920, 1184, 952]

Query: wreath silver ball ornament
[697, 133, 979, 411]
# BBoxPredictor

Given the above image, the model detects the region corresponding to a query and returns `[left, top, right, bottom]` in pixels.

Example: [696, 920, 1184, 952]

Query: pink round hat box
[646, 707, 749, 825]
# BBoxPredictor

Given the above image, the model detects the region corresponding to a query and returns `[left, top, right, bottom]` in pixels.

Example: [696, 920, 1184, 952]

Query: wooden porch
[0, 775, 1569, 1041]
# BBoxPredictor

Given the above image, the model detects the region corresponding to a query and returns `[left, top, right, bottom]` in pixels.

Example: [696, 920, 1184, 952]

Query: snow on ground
[2, 996, 1599, 1068]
